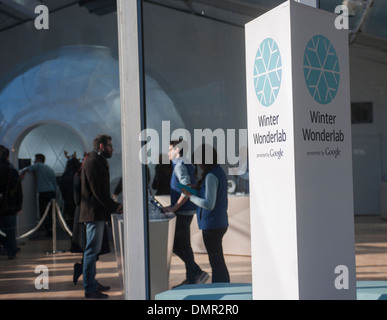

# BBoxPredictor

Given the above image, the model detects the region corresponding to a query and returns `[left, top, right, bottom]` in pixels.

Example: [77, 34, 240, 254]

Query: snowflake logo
[253, 38, 282, 107]
[303, 35, 340, 104]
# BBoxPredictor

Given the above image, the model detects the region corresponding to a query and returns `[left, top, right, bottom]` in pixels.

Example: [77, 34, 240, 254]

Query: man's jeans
[173, 214, 202, 283]
[83, 221, 105, 293]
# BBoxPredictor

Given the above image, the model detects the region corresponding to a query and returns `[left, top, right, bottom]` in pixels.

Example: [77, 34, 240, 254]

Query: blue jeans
[83, 221, 105, 293]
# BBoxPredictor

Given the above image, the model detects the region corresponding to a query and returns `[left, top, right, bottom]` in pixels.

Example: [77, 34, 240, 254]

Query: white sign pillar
[245, 1, 356, 299]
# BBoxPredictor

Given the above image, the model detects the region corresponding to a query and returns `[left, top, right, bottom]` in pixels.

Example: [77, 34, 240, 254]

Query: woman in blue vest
[182, 144, 230, 283]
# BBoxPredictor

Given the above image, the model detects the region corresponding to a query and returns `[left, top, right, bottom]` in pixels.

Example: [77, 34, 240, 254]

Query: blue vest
[197, 165, 229, 230]
[170, 160, 197, 213]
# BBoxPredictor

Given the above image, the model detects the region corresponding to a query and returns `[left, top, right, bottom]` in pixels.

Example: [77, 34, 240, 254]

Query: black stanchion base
[46, 250, 65, 255]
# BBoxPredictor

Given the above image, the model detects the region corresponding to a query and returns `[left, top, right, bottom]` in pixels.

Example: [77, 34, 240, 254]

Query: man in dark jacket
[79, 135, 122, 299]
[0, 145, 23, 260]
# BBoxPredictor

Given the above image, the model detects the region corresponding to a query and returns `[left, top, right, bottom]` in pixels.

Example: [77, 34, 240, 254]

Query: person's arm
[166, 162, 190, 212]
[166, 195, 188, 212]
[175, 162, 191, 186]
[189, 174, 218, 211]
[20, 164, 37, 180]
[12, 169, 23, 212]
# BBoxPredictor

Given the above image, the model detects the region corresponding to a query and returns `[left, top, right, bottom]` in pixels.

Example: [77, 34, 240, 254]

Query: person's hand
[19, 171, 26, 180]
[181, 188, 192, 198]
[116, 204, 123, 214]
[165, 206, 175, 213]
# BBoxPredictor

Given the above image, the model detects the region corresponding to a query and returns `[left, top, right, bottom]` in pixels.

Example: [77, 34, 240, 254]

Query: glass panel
[319, 0, 387, 39]
[0, 2, 123, 299]
[142, 0, 252, 298]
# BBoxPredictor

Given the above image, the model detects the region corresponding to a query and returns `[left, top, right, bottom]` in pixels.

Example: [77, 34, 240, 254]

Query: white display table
[18, 171, 38, 239]
[155, 195, 251, 256]
[111, 213, 125, 292]
[149, 216, 176, 299]
[111, 213, 176, 299]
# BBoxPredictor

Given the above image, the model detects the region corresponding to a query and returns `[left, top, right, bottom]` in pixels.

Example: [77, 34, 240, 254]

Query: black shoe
[195, 271, 210, 284]
[73, 263, 82, 285]
[7, 247, 20, 260]
[85, 290, 108, 299]
[97, 282, 111, 292]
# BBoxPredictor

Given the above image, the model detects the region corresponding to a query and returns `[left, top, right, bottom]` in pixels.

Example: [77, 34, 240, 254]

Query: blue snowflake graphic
[253, 38, 282, 107]
[303, 35, 340, 104]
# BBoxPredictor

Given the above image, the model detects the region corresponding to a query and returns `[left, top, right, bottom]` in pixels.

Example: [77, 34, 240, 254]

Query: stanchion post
[52, 198, 57, 254]
[46, 198, 63, 255]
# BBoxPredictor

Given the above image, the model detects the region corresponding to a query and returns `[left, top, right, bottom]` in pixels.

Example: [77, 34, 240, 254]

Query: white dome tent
[0, 45, 186, 181]
[0, 45, 121, 177]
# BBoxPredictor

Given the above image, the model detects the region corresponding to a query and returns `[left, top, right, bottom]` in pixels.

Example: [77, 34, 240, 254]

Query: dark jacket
[71, 172, 110, 254]
[79, 151, 119, 223]
[0, 160, 23, 216]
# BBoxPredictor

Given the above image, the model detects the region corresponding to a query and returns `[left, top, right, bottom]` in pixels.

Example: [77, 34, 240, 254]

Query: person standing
[79, 134, 122, 299]
[60, 154, 81, 231]
[0, 145, 23, 260]
[166, 140, 208, 287]
[182, 144, 230, 283]
[71, 153, 111, 286]
[22, 153, 57, 236]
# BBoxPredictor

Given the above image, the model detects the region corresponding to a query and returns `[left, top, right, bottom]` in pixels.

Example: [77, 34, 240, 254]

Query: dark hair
[0, 145, 10, 161]
[170, 139, 185, 157]
[93, 134, 112, 150]
[193, 144, 218, 190]
[35, 153, 45, 163]
[64, 157, 81, 173]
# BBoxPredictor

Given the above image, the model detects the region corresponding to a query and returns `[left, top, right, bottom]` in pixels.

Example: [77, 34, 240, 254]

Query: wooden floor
[354, 216, 387, 281]
[0, 215, 386, 300]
